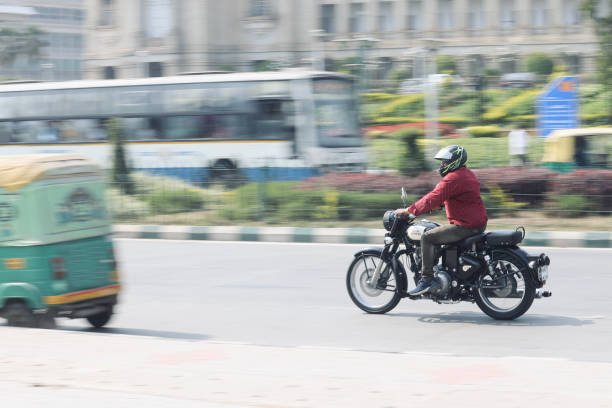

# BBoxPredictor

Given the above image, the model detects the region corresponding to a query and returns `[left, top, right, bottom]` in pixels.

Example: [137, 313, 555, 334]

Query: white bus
[0, 70, 365, 183]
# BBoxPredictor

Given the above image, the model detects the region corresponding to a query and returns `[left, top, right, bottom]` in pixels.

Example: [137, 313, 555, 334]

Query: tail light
[51, 257, 66, 280]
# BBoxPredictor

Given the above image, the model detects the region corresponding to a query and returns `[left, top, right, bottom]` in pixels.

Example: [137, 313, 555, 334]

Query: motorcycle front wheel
[475, 252, 536, 320]
[346, 254, 402, 314]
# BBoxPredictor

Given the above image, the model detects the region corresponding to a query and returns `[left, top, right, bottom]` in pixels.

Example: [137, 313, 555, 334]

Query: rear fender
[0, 283, 42, 309]
[491, 246, 537, 283]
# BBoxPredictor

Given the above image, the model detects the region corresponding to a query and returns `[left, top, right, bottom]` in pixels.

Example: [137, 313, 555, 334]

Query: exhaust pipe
[535, 289, 552, 299]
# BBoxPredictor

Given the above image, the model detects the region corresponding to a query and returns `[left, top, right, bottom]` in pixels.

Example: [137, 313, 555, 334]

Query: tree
[107, 118, 134, 195]
[436, 55, 457, 75]
[582, 0, 612, 121]
[0, 26, 46, 67]
[526, 53, 554, 75]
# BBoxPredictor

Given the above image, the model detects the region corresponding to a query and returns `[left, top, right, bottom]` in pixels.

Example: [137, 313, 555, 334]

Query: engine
[430, 270, 452, 298]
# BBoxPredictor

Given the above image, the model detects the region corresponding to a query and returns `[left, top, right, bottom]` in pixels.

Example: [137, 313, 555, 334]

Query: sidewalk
[1, 327, 610, 407]
[113, 225, 612, 248]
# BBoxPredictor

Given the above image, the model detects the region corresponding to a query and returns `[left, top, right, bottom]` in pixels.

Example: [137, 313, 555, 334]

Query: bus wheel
[86, 306, 113, 328]
[209, 160, 246, 189]
[4, 302, 36, 327]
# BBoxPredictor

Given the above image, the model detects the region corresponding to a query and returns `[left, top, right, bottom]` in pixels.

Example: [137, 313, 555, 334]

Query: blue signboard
[536, 76, 580, 138]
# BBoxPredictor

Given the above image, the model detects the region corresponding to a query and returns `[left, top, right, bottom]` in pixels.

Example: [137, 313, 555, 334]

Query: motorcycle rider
[395, 145, 488, 296]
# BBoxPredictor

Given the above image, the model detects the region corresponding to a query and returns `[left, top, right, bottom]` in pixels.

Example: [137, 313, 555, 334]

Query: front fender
[353, 246, 383, 258]
[0, 283, 43, 309]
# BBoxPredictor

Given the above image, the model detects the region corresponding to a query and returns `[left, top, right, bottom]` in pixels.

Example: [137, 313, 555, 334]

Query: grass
[369, 134, 545, 170]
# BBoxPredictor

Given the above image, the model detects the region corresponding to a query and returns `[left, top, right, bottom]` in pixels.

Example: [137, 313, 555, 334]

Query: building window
[378, 1, 394, 32]
[438, 0, 454, 32]
[562, 0, 580, 25]
[499, 0, 516, 27]
[249, 0, 271, 17]
[467, 0, 484, 29]
[564, 54, 581, 74]
[103, 66, 116, 79]
[349, 3, 366, 33]
[320, 4, 336, 33]
[145, 0, 174, 38]
[531, 0, 548, 29]
[99, 0, 113, 26]
[406, 0, 423, 31]
[148, 62, 163, 77]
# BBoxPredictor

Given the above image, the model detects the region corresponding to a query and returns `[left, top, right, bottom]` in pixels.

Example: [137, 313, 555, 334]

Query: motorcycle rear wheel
[346, 254, 402, 314]
[475, 252, 535, 320]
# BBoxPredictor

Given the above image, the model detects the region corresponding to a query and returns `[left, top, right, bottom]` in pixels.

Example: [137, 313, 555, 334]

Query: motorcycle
[346, 188, 551, 320]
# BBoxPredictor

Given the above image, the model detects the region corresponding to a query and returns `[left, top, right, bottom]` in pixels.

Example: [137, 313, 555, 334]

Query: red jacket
[408, 167, 488, 229]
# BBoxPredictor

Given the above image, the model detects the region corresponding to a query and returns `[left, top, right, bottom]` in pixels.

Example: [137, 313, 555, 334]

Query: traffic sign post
[536, 76, 580, 138]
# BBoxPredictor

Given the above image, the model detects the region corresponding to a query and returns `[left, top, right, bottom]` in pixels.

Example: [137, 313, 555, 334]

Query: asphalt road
[60, 239, 612, 363]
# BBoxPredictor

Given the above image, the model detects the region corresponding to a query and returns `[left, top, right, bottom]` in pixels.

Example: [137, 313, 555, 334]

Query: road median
[113, 224, 612, 248]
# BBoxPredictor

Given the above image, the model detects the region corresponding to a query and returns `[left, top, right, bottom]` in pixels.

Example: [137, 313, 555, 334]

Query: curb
[113, 225, 612, 248]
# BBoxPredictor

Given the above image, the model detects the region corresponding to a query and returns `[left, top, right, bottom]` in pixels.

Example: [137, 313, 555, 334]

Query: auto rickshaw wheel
[4, 302, 36, 328]
[86, 306, 113, 328]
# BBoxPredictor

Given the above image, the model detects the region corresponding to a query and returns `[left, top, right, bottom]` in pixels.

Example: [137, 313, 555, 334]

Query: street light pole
[422, 38, 443, 168]
[309, 29, 325, 71]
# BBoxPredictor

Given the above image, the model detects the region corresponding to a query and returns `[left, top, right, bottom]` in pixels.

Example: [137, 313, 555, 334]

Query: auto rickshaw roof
[547, 127, 612, 140]
[0, 154, 99, 192]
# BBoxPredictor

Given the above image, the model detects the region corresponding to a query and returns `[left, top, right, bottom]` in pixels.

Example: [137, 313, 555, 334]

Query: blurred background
[0, 0, 610, 230]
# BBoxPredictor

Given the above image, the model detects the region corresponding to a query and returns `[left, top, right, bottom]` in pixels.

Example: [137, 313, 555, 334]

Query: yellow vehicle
[542, 128, 612, 172]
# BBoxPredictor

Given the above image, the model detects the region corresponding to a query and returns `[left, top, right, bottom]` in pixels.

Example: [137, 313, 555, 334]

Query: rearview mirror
[401, 187, 408, 206]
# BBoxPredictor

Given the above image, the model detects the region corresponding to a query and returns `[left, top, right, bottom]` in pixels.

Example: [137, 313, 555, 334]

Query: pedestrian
[508, 127, 529, 166]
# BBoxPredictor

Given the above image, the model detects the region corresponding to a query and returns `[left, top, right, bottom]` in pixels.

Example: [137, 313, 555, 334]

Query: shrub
[549, 195, 593, 217]
[474, 167, 557, 206]
[467, 125, 502, 138]
[105, 188, 150, 220]
[146, 188, 205, 214]
[581, 113, 611, 126]
[439, 116, 472, 128]
[548, 169, 612, 213]
[397, 128, 427, 176]
[378, 94, 424, 116]
[482, 90, 539, 122]
[297, 172, 439, 196]
[361, 93, 398, 104]
[481, 183, 527, 216]
[338, 191, 415, 220]
[370, 116, 426, 125]
[526, 53, 554, 75]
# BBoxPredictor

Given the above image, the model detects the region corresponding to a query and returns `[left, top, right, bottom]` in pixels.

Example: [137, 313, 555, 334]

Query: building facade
[0, 0, 85, 81]
[84, 0, 601, 80]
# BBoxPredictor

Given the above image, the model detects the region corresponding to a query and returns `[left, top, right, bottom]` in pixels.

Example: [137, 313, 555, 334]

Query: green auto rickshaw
[0, 154, 119, 328]
[542, 127, 612, 172]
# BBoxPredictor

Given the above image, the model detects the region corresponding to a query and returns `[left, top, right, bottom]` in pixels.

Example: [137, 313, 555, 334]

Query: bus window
[123, 117, 162, 140]
[252, 98, 295, 140]
[313, 78, 360, 148]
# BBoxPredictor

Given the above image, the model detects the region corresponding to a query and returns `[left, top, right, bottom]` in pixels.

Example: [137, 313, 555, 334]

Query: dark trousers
[421, 223, 486, 280]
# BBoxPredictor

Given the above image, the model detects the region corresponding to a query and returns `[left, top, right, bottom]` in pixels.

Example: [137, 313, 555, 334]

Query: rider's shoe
[409, 278, 439, 296]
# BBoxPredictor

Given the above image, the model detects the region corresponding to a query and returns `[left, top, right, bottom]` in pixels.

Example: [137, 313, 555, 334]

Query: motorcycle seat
[455, 233, 487, 248]
[485, 229, 524, 246]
